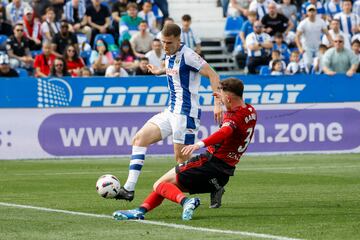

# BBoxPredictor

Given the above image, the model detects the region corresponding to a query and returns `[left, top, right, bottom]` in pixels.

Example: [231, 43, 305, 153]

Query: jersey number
[237, 128, 253, 153]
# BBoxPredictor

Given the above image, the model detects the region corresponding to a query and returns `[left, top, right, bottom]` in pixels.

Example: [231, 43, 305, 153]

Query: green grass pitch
[0, 154, 359, 240]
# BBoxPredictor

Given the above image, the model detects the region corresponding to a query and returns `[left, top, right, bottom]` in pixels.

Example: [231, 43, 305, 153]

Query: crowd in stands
[225, 0, 360, 75]
[0, 0, 175, 77]
[0, 0, 359, 77]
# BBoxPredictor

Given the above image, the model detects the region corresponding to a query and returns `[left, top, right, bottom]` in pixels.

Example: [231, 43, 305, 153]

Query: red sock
[140, 191, 164, 212]
[155, 182, 186, 204]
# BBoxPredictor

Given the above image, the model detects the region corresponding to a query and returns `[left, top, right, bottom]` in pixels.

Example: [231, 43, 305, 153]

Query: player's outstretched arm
[147, 64, 166, 75]
[199, 63, 223, 124]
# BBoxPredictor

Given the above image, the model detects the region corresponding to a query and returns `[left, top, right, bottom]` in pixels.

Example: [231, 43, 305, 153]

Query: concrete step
[204, 54, 232, 60]
[210, 62, 237, 68]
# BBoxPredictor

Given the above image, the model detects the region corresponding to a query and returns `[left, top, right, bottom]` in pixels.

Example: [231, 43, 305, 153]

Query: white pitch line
[0, 202, 302, 240]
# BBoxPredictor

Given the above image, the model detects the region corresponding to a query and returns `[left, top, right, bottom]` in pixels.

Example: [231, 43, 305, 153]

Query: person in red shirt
[33, 42, 56, 77]
[113, 77, 257, 221]
[64, 44, 85, 77]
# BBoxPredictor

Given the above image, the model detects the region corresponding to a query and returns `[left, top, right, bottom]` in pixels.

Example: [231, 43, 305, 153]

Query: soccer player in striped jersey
[115, 23, 223, 207]
[113, 77, 257, 221]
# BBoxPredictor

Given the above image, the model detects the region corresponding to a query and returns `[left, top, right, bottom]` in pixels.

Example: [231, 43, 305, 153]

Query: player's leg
[116, 112, 172, 201]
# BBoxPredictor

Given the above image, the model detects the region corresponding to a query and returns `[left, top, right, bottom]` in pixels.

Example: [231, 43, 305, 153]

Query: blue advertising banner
[0, 74, 360, 108]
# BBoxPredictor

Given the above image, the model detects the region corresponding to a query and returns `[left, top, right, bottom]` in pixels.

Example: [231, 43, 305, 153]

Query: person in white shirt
[334, 0, 360, 37]
[245, 20, 273, 74]
[322, 19, 351, 50]
[145, 38, 165, 68]
[295, 4, 332, 69]
[105, 57, 129, 77]
[248, 0, 275, 20]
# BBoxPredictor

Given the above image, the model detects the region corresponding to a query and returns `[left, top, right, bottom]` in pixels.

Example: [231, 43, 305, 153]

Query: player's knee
[153, 180, 161, 191]
[132, 132, 144, 146]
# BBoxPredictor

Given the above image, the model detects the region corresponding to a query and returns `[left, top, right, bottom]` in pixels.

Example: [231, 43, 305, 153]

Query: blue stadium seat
[94, 34, 115, 47]
[0, 34, 8, 45]
[16, 68, 28, 77]
[224, 16, 244, 38]
[259, 65, 271, 75]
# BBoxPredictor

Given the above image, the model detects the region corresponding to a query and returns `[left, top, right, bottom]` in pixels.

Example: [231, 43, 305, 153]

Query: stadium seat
[94, 34, 119, 53]
[259, 65, 271, 75]
[0, 34, 8, 45]
[16, 68, 28, 77]
[224, 16, 244, 38]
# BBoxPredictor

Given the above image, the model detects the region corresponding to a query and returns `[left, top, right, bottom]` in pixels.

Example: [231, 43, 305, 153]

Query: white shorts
[148, 109, 200, 144]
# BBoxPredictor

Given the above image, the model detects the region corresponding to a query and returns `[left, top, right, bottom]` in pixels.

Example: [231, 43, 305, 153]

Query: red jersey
[204, 104, 257, 167]
[66, 58, 85, 76]
[33, 54, 56, 77]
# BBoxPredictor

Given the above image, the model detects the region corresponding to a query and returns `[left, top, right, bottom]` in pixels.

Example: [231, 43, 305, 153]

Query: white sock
[123, 146, 147, 191]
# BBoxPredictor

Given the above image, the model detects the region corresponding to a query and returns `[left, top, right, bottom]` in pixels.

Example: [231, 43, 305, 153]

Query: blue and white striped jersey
[164, 45, 206, 119]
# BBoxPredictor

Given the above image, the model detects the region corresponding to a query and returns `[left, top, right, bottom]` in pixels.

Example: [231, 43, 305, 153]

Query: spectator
[64, 44, 85, 77]
[279, 0, 297, 24]
[334, 0, 360, 38]
[0, 54, 19, 77]
[272, 32, 291, 62]
[262, 3, 294, 37]
[248, 0, 275, 20]
[295, 4, 332, 70]
[51, 20, 78, 58]
[312, 44, 328, 74]
[324, 0, 342, 20]
[130, 20, 154, 58]
[227, 0, 251, 17]
[86, 0, 111, 46]
[22, 7, 42, 51]
[153, 0, 169, 28]
[90, 38, 113, 76]
[33, 41, 56, 77]
[322, 19, 351, 50]
[111, 0, 129, 40]
[145, 38, 165, 68]
[5, 0, 31, 26]
[180, 14, 201, 55]
[322, 34, 359, 77]
[0, 6, 12, 37]
[270, 59, 284, 75]
[239, 11, 256, 52]
[351, 39, 360, 72]
[138, 1, 159, 35]
[119, 39, 137, 73]
[105, 57, 129, 77]
[269, 49, 286, 71]
[285, 50, 306, 74]
[63, 0, 91, 43]
[301, 0, 325, 19]
[32, 0, 51, 21]
[134, 57, 153, 75]
[80, 66, 92, 76]
[50, 57, 70, 77]
[6, 23, 33, 69]
[245, 20, 273, 74]
[119, 2, 142, 43]
[40, 7, 60, 43]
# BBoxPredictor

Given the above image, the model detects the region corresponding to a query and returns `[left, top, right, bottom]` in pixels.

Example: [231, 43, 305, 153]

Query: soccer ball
[96, 174, 121, 199]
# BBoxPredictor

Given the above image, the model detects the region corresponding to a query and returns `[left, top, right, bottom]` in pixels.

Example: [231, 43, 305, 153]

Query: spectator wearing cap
[322, 19, 351, 50]
[63, 0, 91, 43]
[51, 20, 78, 58]
[33, 41, 56, 77]
[322, 34, 359, 77]
[180, 14, 202, 55]
[85, 0, 111, 46]
[130, 20, 154, 58]
[334, 0, 360, 38]
[40, 7, 61, 43]
[6, 22, 33, 69]
[0, 54, 19, 77]
[105, 57, 129, 77]
[145, 38, 165, 68]
[295, 4, 332, 70]
[22, 7, 42, 51]
[301, 0, 325, 19]
[5, 0, 31, 26]
[245, 20, 273, 74]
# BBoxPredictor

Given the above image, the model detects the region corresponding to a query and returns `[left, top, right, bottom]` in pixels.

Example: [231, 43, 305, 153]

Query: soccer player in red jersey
[113, 77, 257, 221]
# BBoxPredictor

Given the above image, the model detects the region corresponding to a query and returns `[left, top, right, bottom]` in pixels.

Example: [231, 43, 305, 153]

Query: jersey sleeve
[184, 49, 206, 72]
[202, 116, 237, 147]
